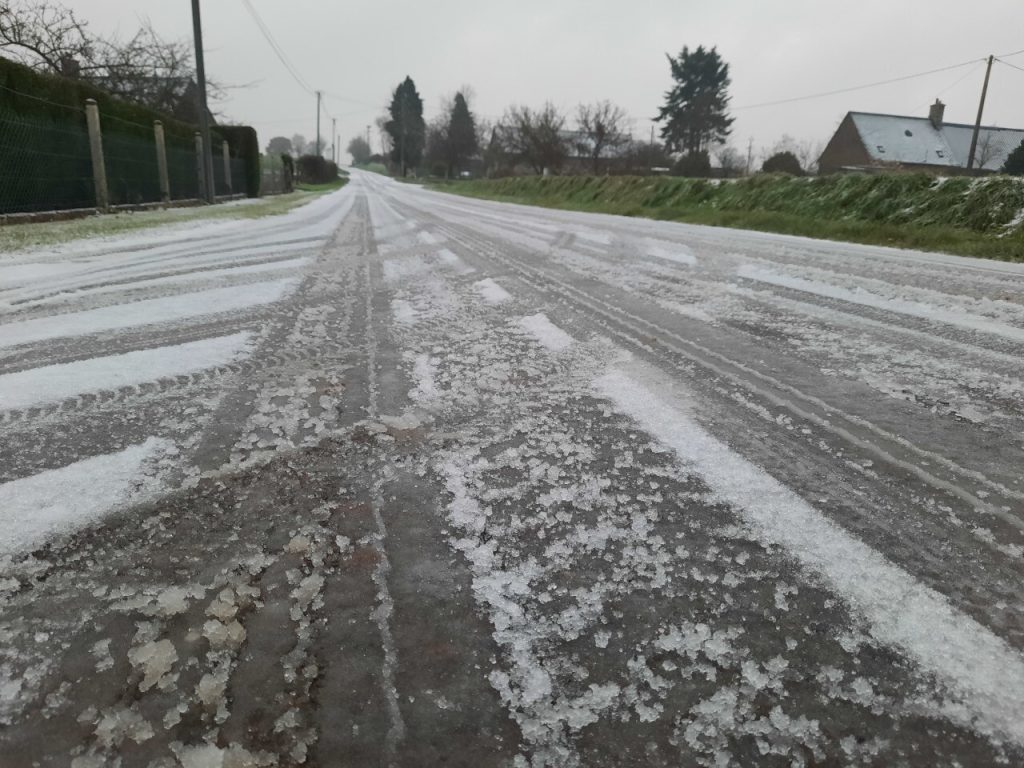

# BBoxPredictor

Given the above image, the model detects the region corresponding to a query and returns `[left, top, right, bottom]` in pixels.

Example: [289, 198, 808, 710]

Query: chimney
[928, 99, 945, 129]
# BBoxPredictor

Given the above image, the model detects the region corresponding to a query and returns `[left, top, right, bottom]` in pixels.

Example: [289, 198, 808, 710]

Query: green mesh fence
[165, 132, 201, 201]
[0, 106, 95, 214]
[0, 86, 254, 214]
[102, 117, 163, 207]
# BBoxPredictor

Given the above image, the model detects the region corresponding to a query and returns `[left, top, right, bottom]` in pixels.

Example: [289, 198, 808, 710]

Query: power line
[321, 91, 380, 110]
[995, 57, 1024, 74]
[734, 57, 985, 111]
[913, 60, 986, 112]
[995, 46, 1024, 59]
[238, 1, 376, 133]
[239, 0, 313, 94]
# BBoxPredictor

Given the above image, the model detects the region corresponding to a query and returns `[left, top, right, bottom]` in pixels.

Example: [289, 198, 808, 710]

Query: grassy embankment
[352, 162, 390, 175]
[435, 174, 1024, 262]
[0, 181, 347, 253]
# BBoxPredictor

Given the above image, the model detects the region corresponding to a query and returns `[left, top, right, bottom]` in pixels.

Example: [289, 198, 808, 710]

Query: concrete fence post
[222, 141, 233, 195]
[153, 120, 170, 204]
[194, 132, 207, 203]
[84, 99, 109, 211]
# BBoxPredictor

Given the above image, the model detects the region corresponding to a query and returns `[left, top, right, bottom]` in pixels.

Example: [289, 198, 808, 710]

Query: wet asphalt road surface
[1, 170, 1023, 766]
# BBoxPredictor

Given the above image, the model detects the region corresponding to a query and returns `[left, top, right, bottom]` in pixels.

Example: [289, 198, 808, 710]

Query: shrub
[217, 125, 260, 197]
[1003, 139, 1024, 176]
[762, 151, 804, 175]
[295, 154, 339, 184]
[673, 151, 712, 178]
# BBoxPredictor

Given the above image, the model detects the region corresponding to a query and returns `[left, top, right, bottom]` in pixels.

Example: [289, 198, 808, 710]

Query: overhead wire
[995, 57, 1024, 74]
[239, 0, 313, 95]
[734, 57, 986, 110]
[912, 60, 985, 112]
[239, 0, 377, 137]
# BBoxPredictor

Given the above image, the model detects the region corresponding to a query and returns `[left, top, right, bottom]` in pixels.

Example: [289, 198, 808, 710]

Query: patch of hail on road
[644, 237, 698, 267]
[382, 255, 430, 283]
[436, 248, 475, 275]
[391, 299, 417, 325]
[0, 332, 253, 412]
[0, 437, 175, 557]
[517, 313, 575, 352]
[736, 264, 1024, 345]
[475, 278, 512, 305]
[594, 366, 1024, 747]
[0, 278, 298, 349]
[1, 253, 311, 311]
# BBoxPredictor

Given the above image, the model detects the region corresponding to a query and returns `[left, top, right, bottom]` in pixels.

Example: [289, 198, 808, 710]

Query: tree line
[344, 48, 828, 179]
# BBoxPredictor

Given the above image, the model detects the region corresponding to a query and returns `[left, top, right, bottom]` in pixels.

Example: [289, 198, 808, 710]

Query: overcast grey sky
[71, 1, 1024, 161]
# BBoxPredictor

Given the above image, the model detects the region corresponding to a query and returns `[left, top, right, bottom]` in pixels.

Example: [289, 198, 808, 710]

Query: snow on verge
[518, 314, 574, 352]
[0, 332, 252, 411]
[594, 369, 1024, 746]
[0, 438, 175, 557]
[475, 278, 512, 305]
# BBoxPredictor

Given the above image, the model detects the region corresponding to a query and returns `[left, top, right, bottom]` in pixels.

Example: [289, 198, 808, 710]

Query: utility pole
[967, 55, 994, 172]
[746, 137, 754, 176]
[400, 94, 406, 177]
[190, 0, 215, 203]
[332, 117, 337, 163]
[315, 90, 322, 157]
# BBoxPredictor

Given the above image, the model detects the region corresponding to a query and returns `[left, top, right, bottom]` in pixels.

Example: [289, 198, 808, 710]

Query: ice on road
[1, 170, 1023, 767]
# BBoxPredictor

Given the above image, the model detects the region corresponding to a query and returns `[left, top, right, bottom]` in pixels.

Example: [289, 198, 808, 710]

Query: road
[1, 169, 1023, 767]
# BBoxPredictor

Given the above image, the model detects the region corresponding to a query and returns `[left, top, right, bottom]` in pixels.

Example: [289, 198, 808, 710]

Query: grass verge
[352, 162, 390, 176]
[0, 186, 341, 253]
[295, 175, 349, 193]
[432, 174, 1024, 263]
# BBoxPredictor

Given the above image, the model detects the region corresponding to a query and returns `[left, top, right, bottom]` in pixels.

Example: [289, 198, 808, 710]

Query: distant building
[818, 101, 1024, 175]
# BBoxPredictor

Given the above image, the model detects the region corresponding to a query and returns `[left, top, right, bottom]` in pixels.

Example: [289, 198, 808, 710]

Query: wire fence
[0, 105, 95, 214]
[0, 87, 251, 216]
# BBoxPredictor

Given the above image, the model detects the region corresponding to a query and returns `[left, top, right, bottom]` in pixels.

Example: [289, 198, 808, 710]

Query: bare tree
[266, 136, 293, 155]
[502, 102, 568, 175]
[0, 2, 217, 119]
[795, 140, 823, 175]
[291, 135, 309, 157]
[374, 115, 393, 156]
[765, 134, 822, 175]
[576, 100, 630, 174]
[0, 0, 92, 74]
[621, 139, 672, 175]
[715, 146, 743, 178]
[974, 131, 1007, 171]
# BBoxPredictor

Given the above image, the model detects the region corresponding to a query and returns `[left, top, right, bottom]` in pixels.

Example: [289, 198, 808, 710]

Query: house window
[876, 145, 886, 153]
[905, 129, 913, 137]
[936, 150, 944, 158]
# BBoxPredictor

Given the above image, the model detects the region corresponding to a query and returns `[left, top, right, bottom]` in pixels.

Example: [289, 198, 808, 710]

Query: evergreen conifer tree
[384, 76, 426, 176]
[657, 46, 734, 156]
